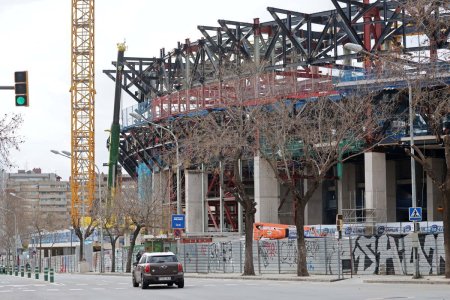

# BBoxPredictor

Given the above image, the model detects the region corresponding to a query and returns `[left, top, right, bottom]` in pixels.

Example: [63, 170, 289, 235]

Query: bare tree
[0, 113, 23, 169]
[367, 0, 450, 277]
[102, 192, 126, 273]
[122, 174, 165, 272]
[29, 205, 60, 271]
[174, 86, 260, 275]
[254, 87, 401, 276]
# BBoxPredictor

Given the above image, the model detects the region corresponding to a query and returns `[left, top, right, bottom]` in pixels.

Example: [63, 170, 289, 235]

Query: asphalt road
[1, 274, 449, 300]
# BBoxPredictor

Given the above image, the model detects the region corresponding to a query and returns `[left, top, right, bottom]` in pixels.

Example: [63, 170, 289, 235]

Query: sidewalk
[89, 271, 450, 284]
[184, 273, 450, 284]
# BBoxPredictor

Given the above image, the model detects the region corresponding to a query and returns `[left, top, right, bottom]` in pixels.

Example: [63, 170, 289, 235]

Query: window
[149, 255, 177, 263]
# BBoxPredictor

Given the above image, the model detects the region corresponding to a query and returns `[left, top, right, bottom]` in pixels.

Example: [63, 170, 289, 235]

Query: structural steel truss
[104, 0, 449, 178]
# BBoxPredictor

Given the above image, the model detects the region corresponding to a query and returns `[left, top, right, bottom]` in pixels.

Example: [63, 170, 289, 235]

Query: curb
[363, 279, 450, 285]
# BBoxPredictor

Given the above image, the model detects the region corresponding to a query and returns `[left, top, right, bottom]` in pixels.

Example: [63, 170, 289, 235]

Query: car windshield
[149, 255, 178, 263]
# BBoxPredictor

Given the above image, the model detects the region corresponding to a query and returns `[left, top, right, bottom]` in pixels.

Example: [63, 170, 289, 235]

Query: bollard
[35, 266, 39, 279]
[44, 267, 48, 281]
[9, 265, 12, 275]
[49, 268, 54, 283]
[14, 265, 18, 276]
[20, 265, 24, 277]
[27, 267, 31, 278]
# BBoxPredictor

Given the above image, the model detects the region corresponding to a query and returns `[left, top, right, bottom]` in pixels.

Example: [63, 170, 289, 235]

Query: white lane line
[69, 288, 83, 291]
[23, 290, 37, 292]
[92, 288, 105, 290]
[118, 282, 128, 285]
[114, 288, 126, 290]
[76, 283, 88, 286]
[245, 283, 259, 286]
[224, 284, 239, 286]
[47, 289, 59, 291]
[0, 290, 12, 293]
[204, 284, 216, 286]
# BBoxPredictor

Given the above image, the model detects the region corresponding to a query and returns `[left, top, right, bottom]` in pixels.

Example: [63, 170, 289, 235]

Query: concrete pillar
[185, 170, 207, 233]
[305, 179, 323, 225]
[364, 152, 387, 222]
[426, 158, 444, 221]
[385, 160, 397, 222]
[153, 170, 171, 232]
[254, 155, 279, 223]
[337, 163, 356, 212]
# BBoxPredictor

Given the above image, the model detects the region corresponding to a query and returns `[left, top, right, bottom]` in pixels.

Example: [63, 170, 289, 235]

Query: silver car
[132, 251, 184, 289]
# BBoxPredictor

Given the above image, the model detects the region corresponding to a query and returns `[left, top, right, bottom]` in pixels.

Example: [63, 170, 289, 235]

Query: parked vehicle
[132, 251, 184, 289]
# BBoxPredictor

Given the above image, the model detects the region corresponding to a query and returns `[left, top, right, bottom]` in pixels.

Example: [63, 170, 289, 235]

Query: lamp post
[129, 112, 181, 216]
[51, 150, 104, 272]
[343, 43, 419, 278]
[1, 200, 18, 271]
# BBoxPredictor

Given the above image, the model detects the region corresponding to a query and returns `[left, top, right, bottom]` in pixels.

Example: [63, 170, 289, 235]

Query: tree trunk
[243, 209, 255, 275]
[111, 237, 116, 273]
[74, 227, 84, 261]
[295, 198, 309, 276]
[443, 135, 450, 278]
[126, 225, 141, 273]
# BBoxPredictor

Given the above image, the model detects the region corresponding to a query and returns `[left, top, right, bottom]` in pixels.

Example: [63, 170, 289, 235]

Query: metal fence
[177, 233, 446, 276]
[34, 232, 445, 276]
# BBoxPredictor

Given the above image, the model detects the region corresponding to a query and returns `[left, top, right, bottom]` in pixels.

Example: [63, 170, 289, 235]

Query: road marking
[47, 289, 59, 291]
[69, 288, 83, 291]
[23, 290, 37, 292]
[245, 283, 259, 286]
[0, 290, 12, 293]
[114, 287, 126, 290]
[76, 283, 88, 286]
[92, 287, 105, 290]
[118, 282, 128, 285]
[224, 284, 239, 286]
[204, 284, 216, 286]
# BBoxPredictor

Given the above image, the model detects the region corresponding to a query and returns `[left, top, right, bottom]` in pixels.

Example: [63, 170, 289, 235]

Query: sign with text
[171, 214, 185, 229]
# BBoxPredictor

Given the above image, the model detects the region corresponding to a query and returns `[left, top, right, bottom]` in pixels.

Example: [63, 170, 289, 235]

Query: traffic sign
[409, 207, 422, 222]
[171, 214, 185, 229]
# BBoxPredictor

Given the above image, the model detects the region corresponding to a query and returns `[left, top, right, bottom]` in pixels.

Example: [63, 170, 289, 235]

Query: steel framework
[103, 1, 449, 231]
[71, 0, 95, 224]
[105, 0, 449, 178]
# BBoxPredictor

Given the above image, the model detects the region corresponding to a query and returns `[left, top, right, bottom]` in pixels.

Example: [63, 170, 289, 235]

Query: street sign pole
[409, 207, 422, 279]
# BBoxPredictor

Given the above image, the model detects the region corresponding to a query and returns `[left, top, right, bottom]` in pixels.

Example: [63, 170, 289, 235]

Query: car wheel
[167, 282, 174, 287]
[141, 275, 148, 289]
[177, 279, 184, 288]
[132, 274, 139, 287]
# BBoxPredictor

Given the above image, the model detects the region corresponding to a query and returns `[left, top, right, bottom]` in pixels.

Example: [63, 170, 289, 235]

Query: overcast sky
[0, 0, 335, 181]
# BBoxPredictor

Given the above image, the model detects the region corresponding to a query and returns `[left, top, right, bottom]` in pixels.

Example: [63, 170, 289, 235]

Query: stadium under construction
[103, 0, 450, 237]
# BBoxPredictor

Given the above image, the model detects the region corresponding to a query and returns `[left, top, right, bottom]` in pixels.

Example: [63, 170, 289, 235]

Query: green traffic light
[16, 96, 26, 105]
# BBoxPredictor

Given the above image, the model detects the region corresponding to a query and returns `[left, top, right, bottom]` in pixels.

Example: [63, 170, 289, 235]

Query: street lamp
[2, 195, 18, 271]
[129, 112, 182, 216]
[344, 43, 419, 278]
[51, 149, 105, 272]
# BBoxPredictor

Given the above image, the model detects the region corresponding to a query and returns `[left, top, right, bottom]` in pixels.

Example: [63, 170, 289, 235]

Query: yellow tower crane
[70, 0, 95, 228]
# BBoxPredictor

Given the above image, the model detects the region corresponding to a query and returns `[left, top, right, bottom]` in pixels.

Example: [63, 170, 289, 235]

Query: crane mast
[70, 0, 95, 226]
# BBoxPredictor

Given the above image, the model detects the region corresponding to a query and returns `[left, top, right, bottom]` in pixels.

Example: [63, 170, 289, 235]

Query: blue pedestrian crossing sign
[409, 207, 422, 221]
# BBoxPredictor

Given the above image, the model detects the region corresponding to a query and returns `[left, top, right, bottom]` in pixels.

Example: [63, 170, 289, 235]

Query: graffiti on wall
[208, 242, 234, 272]
[351, 234, 445, 275]
[178, 233, 445, 275]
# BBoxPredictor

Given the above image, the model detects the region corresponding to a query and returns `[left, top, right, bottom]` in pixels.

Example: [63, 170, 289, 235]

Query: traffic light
[14, 71, 28, 107]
